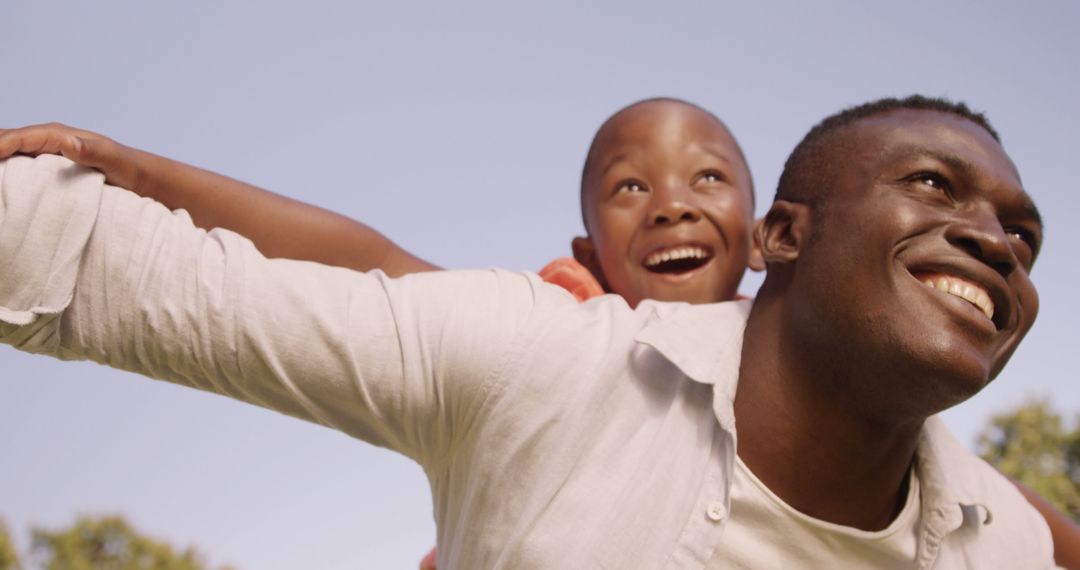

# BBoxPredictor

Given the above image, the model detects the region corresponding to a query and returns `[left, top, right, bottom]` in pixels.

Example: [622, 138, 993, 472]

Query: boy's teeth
[920, 274, 994, 320]
[644, 246, 708, 267]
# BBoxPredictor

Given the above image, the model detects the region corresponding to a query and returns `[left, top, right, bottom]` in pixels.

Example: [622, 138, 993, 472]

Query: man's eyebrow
[1022, 199, 1044, 231]
[903, 145, 1044, 230]
[903, 146, 977, 175]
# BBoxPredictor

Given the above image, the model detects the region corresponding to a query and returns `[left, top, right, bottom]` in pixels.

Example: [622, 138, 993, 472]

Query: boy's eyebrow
[698, 143, 740, 165]
[600, 153, 630, 177]
[600, 146, 740, 178]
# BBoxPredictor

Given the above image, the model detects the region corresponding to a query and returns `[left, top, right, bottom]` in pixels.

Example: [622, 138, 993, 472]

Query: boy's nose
[648, 200, 702, 227]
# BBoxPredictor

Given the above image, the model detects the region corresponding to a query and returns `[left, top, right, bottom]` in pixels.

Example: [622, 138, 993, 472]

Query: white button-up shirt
[0, 155, 1055, 568]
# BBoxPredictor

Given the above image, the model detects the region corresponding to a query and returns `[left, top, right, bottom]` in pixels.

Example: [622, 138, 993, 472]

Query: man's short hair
[775, 95, 1000, 205]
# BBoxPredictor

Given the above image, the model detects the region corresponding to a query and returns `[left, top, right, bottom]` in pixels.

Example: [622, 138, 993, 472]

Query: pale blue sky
[2, 1, 1078, 568]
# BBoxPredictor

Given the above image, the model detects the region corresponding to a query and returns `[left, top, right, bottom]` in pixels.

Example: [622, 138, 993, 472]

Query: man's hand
[0, 123, 141, 191]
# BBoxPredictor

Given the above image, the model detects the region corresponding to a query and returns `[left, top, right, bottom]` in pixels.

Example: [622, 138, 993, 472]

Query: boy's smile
[573, 100, 755, 307]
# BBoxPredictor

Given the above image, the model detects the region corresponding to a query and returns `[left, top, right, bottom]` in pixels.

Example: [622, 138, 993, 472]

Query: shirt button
[706, 501, 728, 521]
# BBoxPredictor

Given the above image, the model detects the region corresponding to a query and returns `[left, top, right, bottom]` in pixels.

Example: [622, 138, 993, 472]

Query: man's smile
[917, 272, 994, 321]
[908, 266, 1011, 333]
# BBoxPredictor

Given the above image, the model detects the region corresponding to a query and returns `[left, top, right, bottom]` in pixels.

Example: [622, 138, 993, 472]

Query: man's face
[575, 101, 755, 308]
[788, 109, 1041, 410]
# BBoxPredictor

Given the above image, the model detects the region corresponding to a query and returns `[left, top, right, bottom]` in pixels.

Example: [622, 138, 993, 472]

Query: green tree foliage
[0, 518, 20, 570]
[29, 515, 232, 570]
[978, 399, 1080, 521]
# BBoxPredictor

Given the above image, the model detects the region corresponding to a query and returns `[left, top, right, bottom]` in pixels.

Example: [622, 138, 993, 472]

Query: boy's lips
[641, 244, 714, 275]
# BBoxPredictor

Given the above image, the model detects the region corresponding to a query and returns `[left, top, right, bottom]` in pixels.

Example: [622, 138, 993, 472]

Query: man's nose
[945, 204, 1016, 277]
[647, 185, 702, 227]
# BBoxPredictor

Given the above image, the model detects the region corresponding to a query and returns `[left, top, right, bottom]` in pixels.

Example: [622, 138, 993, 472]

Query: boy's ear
[571, 236, 607, 288]
[754, 200, 812, 265]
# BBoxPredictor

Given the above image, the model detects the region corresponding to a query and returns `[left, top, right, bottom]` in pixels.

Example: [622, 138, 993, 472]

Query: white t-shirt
[712, 456, 921, 568]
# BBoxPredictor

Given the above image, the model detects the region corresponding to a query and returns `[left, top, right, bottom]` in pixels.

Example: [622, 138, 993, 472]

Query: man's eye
[1001, 226, 1040, 270]
[911, 172, 950, 192]
[1006, 228, 1030, 243]
[1006, 227, 1039, 255]
[615, 181, 647, 194]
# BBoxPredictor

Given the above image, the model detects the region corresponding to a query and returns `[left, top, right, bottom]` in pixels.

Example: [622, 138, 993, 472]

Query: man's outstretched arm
[0, 154, 534, 467]
[0, 124, 438, 277]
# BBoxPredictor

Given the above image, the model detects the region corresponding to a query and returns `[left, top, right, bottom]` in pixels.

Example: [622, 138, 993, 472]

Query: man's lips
[917, 273, 994, 320]
[642, 244, 714, 274]
[909, 269, 1007, 330]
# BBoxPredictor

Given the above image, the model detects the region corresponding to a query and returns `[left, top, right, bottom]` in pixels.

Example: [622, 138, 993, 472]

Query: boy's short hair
[578, 97, 754, 232]
[775, 95, 1000, 206]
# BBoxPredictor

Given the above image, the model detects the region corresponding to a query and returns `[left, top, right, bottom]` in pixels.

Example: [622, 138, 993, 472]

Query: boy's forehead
[593, 101, 737, 154]
[584, 101, 746, 182]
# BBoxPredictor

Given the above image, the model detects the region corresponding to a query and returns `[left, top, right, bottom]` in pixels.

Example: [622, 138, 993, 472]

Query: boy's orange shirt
[537, 257, 605, 302]
[538, 257, 751, 302]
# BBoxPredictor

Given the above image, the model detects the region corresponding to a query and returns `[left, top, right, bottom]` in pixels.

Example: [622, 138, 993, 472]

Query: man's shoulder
[921, 417, 1024, 502]
[920, 417, 1055, 564]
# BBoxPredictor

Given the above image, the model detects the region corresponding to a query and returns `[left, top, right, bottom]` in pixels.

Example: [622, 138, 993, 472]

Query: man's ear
[754, 200, 812, 265]
[748, 218, 766, 272]
[571, 236, 608, 289]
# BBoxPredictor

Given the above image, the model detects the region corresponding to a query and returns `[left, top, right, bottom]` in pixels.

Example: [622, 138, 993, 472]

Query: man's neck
[733, 294, 924, 531]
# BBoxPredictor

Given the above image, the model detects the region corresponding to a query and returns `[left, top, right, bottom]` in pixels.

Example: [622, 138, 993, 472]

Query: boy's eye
[696, 170, 727, 185]
[614, 181, 648, 194]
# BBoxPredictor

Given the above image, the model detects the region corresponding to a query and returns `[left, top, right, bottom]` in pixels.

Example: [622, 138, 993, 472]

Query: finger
[0, 125, 114, 172]
[0, 125, 79, 159]
[60, 135, 97, 165]
[63, 134, 112, 167]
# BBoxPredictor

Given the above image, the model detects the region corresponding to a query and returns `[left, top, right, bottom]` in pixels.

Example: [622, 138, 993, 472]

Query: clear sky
[2, 1, 1078, 568]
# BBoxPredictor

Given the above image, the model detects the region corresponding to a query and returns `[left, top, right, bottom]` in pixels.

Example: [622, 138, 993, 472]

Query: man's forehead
[839, 109, 1043, 230]
[841, 110, 1018, 178]
[847, 109, 1002, 153]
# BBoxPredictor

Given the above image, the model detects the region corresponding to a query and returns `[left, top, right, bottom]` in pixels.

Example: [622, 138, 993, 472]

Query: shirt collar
[633, 299, 751, 431]
[916, 416, 994, 528]
[634, 299, 993, 531]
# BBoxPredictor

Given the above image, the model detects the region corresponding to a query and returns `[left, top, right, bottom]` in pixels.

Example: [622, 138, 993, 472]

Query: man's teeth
[644, 247, 709, 268]
[920, 274, 995, 320]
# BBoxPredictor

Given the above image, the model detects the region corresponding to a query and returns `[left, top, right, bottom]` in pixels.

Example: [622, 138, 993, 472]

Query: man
[0, 96, 1054, 567]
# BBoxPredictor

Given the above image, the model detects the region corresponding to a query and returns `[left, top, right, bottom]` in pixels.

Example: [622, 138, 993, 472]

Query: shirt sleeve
[0, 154, 542, 469]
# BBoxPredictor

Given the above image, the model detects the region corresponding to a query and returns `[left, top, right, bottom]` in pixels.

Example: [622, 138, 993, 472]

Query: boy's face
[574, 101, 756, 308]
